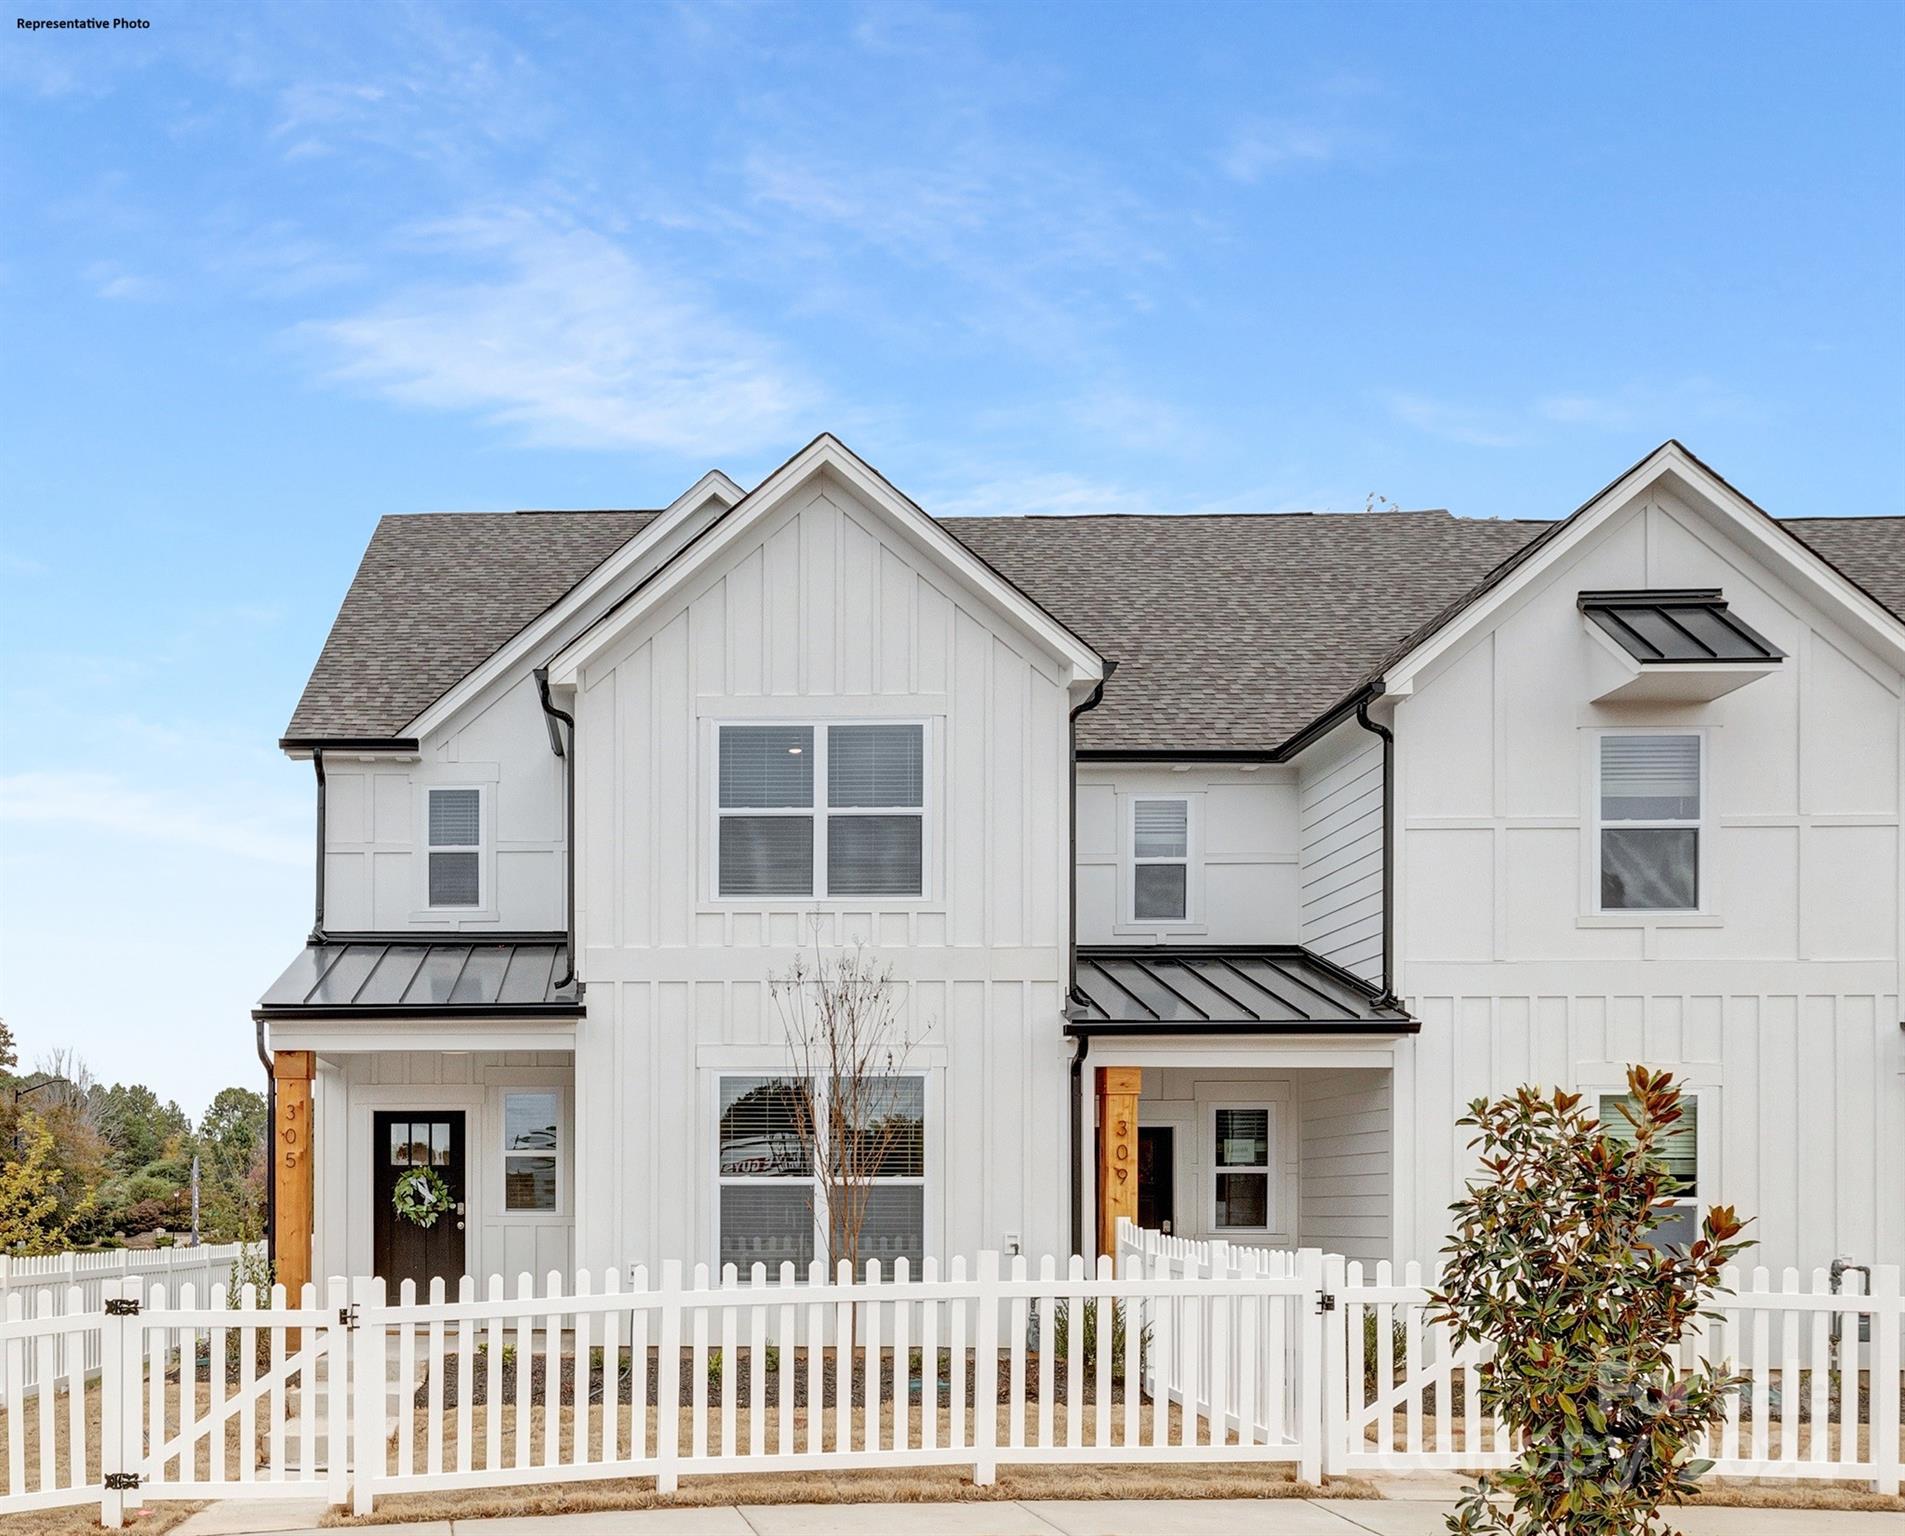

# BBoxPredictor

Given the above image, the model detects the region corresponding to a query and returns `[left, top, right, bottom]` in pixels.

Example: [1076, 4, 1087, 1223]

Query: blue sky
[2, 0, 1901, 1113]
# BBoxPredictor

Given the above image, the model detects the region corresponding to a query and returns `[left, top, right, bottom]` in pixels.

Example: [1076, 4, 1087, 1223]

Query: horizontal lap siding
[1297, 1069, 1393, 1264]
[1299, 735, 1384, 986]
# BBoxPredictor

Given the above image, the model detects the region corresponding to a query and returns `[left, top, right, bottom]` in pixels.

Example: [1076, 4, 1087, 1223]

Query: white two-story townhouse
[256, 435, 1905, 1301]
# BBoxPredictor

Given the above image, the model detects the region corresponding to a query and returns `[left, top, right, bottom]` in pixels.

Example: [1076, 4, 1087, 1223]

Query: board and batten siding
[1390, 483, 1905, 1276]
[1075, 766, 1299, 945]
[569, 470, 1077, 1276]
[1297, 726, 1384, 987]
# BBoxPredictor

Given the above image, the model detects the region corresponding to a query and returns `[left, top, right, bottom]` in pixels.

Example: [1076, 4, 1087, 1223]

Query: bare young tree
[771, 924, 920, 1278]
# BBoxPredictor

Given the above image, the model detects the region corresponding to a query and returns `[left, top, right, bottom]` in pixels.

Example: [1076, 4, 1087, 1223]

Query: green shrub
[1430, 1065, 1751, 1536]
[1049, 1296, 1148, 1378]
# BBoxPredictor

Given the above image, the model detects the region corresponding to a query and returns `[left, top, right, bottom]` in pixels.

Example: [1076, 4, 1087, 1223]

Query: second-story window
[1131, 796, 1191, 922]
[1598, 733, 1702, 911]
[427, 787, 482, 908]
[716, 723, 925, 899]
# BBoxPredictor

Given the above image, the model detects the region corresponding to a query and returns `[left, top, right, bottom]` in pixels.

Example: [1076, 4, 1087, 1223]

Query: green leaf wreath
[391, 1166, 455, 1229]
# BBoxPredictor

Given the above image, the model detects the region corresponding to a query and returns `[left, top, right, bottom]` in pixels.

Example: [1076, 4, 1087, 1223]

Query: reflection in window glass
[502, 1093, 560, 1212]
[1213, 1107, 1271, 1230]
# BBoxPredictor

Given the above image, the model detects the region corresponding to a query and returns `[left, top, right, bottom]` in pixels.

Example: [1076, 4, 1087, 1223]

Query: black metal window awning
[255, 935, 579, 1019]
[1068, 947, 1414, 1035]
[1578, 590, 1784, 665]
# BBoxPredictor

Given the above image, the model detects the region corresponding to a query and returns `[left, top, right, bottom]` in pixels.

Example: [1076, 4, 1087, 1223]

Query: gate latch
[339, 1304, 360, 1330]
[1315, 1293, 1337, 1315]
[104, 1298, 141, 1317]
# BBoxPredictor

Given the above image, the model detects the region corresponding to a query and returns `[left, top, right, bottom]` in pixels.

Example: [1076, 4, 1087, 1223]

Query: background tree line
[0, 1017, 266, 1253]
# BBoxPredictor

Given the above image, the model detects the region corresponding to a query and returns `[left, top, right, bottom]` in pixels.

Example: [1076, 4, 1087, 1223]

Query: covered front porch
[256, 936, 582, 1297]
[1071, 946, 1415, 1264]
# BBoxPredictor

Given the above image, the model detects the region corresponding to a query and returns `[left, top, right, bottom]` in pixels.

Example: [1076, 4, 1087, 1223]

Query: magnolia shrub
[1430, 1065, 1752, 1536]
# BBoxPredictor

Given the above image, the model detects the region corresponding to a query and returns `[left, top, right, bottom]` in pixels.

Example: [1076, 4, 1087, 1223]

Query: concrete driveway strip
[734, 1502, 1069, 1536]
[1022, 1499, 1382, 1535]
[460, 1512, 760, 1536]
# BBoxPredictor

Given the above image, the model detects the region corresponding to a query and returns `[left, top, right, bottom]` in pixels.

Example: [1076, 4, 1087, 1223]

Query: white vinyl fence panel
[0, 1245, 246, 1400]
[0, 1227, 1896, 1525]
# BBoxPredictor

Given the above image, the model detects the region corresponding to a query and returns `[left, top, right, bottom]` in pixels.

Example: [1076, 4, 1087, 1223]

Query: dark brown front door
[1138, 1126, 1174, 1234]
[373, 1111, 466, 1289]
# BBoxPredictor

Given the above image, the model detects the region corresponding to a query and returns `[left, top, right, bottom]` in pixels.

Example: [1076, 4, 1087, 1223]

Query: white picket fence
[1322, 1253, 1904, 1492]
[0, 1226, 1897, 1524]
[0, 1244, 246, 1400]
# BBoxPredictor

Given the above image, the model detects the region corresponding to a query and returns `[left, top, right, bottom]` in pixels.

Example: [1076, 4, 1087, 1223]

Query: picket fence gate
[0, 1244, 246, 1401]
[0, 1226, 1897, 1524]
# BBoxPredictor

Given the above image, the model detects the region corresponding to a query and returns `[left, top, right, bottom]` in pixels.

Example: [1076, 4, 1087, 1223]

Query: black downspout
[1353, 684, 1400, 1008]
[1065, 662, 1115, 1260]
[255, 1019, 275, 1268]
[534, 668, 580, 992]
[308, 750, 326, 942]
[1068, 1031, 1091, 1258]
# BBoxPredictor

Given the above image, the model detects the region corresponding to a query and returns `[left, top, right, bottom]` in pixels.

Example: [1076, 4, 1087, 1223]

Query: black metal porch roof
[1067, 946, 1415, 1034]
[256, 935, 580, 1018]
[1578, 589, 1784, 665]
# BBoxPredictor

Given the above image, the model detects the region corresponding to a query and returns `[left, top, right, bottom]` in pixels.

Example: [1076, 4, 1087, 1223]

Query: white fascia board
[1384, 443, 1905, 697]
[546, 435, 1107, 688]
[1650, 459, 1905, 671]
[267, 1019, 578, 1054]
[402, 469, 744, 740]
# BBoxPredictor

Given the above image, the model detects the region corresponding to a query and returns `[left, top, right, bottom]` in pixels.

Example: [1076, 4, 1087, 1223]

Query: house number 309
[1112, 1115, 1131, 1186]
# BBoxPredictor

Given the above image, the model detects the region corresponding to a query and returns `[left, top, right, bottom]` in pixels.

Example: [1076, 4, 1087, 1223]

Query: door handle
[456, 1220, 465, 1231]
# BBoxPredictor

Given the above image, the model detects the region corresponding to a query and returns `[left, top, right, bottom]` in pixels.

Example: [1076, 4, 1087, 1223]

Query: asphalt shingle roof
[285, 503, 1905, 755]
[285, 510, 658, 741]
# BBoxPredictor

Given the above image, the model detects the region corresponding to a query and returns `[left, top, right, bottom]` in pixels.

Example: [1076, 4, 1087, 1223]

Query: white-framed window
[426, 786, 484, 909]
[1597, 1090, 1701, 1247]
[1210, 1103, 1273, 1231]
[1596, 732, 1703, 912]
[714, 723, 926, 900]
[715, 1073, 926, 1272]
[501, 1089, 560, 1213]
[1131, 796, 1191, 923]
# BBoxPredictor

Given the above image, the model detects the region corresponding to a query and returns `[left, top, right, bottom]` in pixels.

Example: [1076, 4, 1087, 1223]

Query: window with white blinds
[715, 723, 925, 899]
[1598, 733, 1701, 911]
[426, 787, 482, 908]
[1599, 1092, 1700, 1247]
[716, 1073, 926, 1272]
[1131, 796, 1190, 922]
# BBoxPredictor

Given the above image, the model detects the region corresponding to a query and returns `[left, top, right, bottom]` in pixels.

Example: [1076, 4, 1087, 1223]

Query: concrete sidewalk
[169, 1496, 1905, 1536]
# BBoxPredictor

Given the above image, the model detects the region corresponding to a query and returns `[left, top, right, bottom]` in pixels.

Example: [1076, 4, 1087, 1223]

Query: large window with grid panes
[714, 723, 927, 899]
[715, 1073, 926, 1272]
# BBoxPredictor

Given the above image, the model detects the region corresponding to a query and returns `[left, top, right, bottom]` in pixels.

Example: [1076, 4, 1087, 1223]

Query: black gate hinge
[105, 1472, 142, 1490]
[104, 1298, 141, 1317]
[339, 1304, 360, 1330]
[1315, 1292, 1337, 1315]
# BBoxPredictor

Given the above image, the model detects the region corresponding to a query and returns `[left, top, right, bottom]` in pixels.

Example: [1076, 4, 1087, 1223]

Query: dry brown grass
[0, 1501, 206, 1536]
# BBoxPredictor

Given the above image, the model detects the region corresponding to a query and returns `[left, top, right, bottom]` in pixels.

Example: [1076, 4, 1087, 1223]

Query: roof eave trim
[400, 470, 745, 742]
[252, 1003, 584, 1021]
[545, 434, 1107, 689]
[279, 735, 420, 756]
[1062, 1018, 1419, 1037]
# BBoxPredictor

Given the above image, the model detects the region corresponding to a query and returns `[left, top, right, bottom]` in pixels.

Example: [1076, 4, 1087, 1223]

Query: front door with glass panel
[373, 1111, 466, 1288]
[1138, 1126, 1175, 1234]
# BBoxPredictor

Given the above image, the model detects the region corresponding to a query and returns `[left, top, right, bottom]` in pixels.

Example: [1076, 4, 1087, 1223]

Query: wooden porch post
[1095, 1066, 1141, 1261]
[273, 1050, 315, 1301]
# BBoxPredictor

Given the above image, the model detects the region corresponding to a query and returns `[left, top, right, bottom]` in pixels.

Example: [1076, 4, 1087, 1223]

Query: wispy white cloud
[85, 260, 160, 301]
[0, 770, 307, 867]
[1221, 121, 1337, 182]
[1536, 376, 1756, 432]
[299, 209, 815, 455]
[928, 472, 1164, 520]
[1387, 392, 1524, 449]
